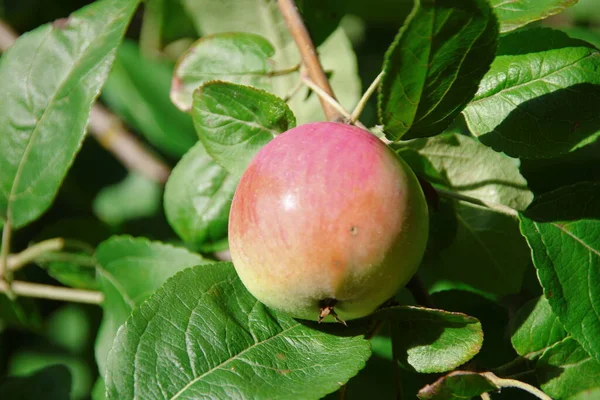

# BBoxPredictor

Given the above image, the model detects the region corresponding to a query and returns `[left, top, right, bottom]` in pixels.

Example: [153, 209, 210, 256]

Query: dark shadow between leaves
[296, 315, 374, 338]
[479, 83, 600, 159]
[536, 364, 566, 388]
[523, 181, 600, 222]
[520, 139, 600, 196]
[497, 28, 595, 56]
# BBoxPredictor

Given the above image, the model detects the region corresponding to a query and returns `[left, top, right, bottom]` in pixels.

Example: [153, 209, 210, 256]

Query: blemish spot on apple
[350, 226, 359, 236]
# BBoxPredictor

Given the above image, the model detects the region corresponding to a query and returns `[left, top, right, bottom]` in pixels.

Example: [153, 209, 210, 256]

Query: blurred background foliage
[1, 0, 599, 398]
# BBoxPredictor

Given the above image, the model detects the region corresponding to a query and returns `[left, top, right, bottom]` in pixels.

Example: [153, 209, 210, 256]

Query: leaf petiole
[351, 71, 384, 124]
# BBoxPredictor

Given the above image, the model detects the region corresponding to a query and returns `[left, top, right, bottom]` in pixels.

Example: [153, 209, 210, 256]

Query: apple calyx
[318, 298, 347, 326]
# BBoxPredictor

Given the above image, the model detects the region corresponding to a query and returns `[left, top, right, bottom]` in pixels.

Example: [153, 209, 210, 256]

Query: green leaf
[93, 172, 162, 227]
[164, 142, 238, 249]
[94, 236, 210, 376]
[378, 0, 498, 141]
[417, 371, 497, 400]
[106, 262, 371, 400]
[0, 0, 140, 229]
[491, 0, 578, 33]
[511, 296, 568, 360]
[519, 182, 600, 362]
[397, 133, 533, 210]
[397, 133, 533, 296]
[563, 27, 600, 50]
[179, 0, 359, 125]
[520, 140, 600, 196]
[463, 28, 600, 159]
[537, 337, 600, 399]
[171, 33, 275, 112]
[0, 365, 71, 400]
[181, 0, 341, 48]
[192, 82, 296, 177]
[524, 182, 600, 222]
[570, 388, 600, 400]
[376, 306, 482, 373]
[102, 39, 197, 157]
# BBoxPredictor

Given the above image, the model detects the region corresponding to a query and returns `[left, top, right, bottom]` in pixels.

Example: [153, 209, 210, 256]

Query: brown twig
[277, 0, 342, 122]
[0, 280, 104, 304]
[89, 105, 170, 183]
[0, 20, 17, 51]
[0, 19, 172, 184]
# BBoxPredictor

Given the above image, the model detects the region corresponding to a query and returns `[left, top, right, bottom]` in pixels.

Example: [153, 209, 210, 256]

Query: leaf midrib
[169, 323, 300, 400]
[468, 52, 598, 105]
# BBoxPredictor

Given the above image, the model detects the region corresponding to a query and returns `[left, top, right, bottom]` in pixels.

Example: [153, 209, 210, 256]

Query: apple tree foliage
[0, 0, 599, 399]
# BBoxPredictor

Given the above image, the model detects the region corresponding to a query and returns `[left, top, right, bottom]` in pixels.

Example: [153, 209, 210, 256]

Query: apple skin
[229, 122, 429, 322]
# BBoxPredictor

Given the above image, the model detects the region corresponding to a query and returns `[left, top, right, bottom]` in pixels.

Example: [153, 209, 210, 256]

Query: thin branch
[213, 249, 232, 262]
[0, 221, 12, 281]
[483, 372, 552, 400]
[351, 71, 384, 124]
[278, 0, 342, 121]
[6, 238, 95, 272]
[302, 76, 370, 131]
[89, 105, 171, 183]
[0, 19, 17, 52]
[139, 0, 164, 59]
[0, 19, 172, 185]
[0, 280, 104, 304]
[435, 187, 520, 218]
[7, 238, 65, 272]
[480, 393, 492, 400]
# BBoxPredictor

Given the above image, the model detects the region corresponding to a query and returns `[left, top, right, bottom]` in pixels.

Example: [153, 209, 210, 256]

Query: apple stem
[277, 0, 342, 122]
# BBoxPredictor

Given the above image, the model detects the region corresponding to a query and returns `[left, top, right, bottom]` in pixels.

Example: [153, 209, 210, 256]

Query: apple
[229, 122, 429, 322]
